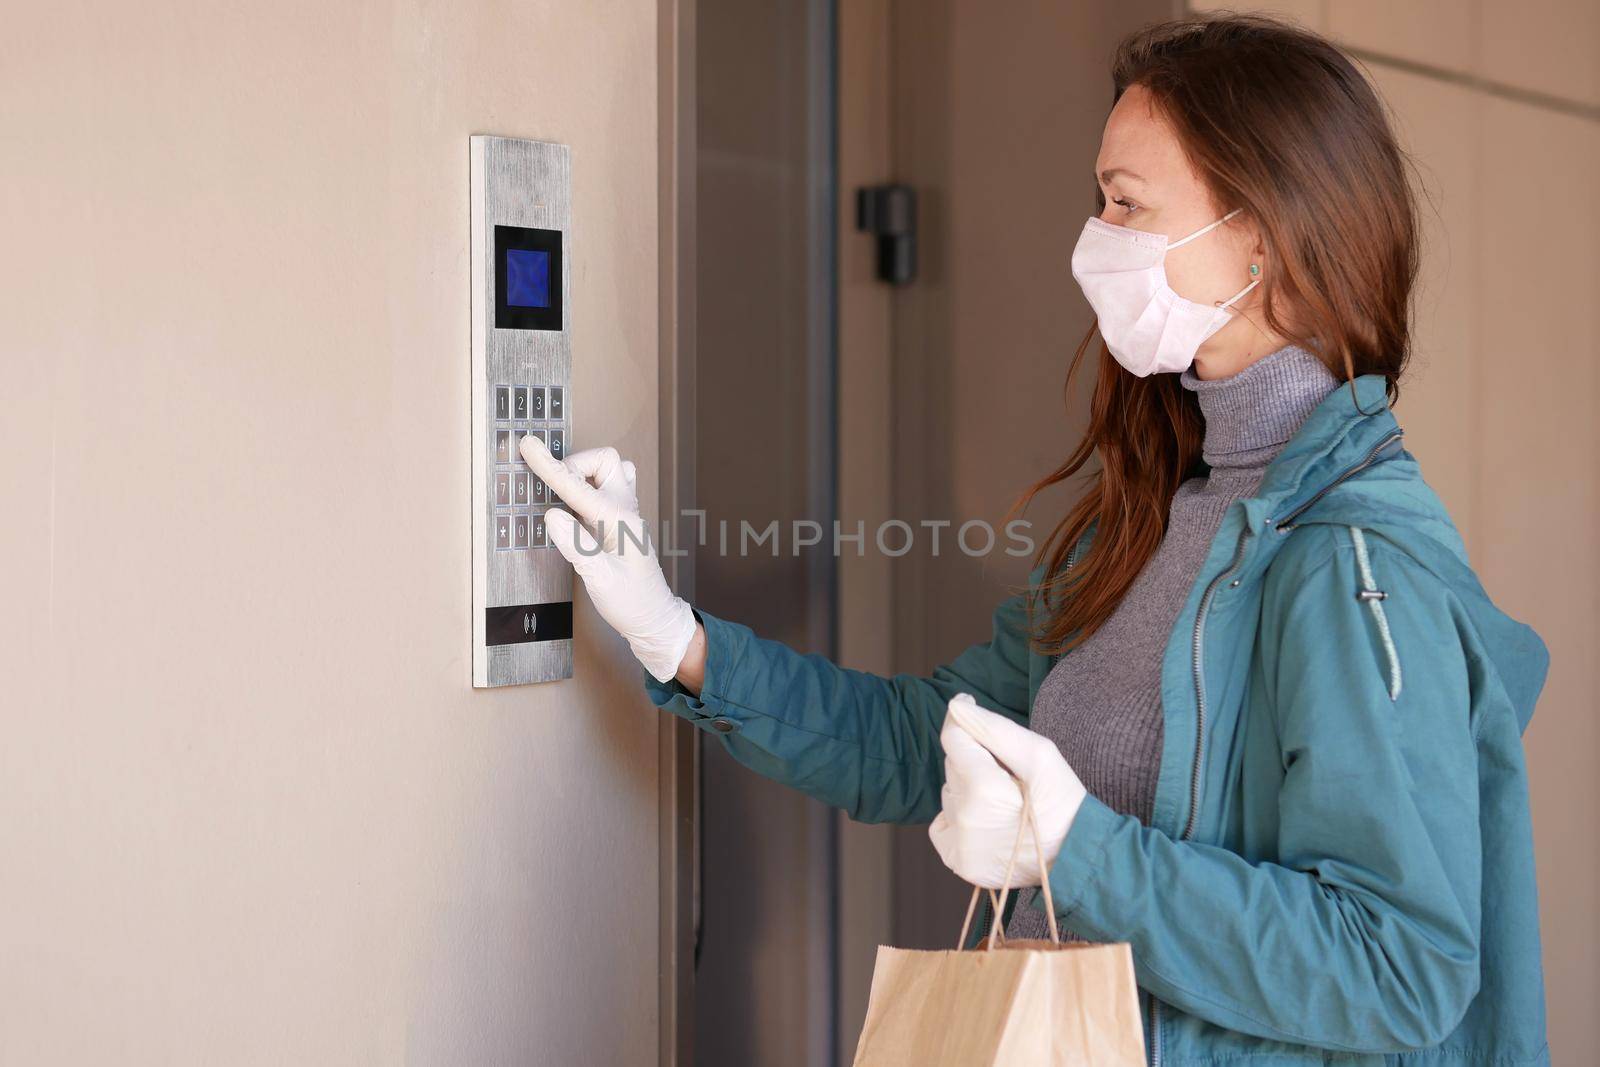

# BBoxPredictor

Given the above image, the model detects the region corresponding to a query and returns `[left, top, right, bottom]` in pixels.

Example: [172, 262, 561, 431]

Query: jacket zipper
[1150, 427, 1405, 1067]
[1147, 520, 1252, 1067]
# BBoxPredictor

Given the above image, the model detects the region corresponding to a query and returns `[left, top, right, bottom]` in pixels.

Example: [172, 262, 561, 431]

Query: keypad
[491, 381, 569, 552]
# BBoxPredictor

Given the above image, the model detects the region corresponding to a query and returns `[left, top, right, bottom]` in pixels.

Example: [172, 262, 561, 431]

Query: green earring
[1249, 263, 1261, 277]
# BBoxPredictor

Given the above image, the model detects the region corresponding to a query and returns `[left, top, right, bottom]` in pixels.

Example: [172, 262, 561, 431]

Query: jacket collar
[1234, 373, 1400, 535]
[1187, 372, 1403, 593]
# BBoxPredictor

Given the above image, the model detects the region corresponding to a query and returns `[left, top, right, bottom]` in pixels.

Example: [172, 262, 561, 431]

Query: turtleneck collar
[1178, 343, 1341, 470]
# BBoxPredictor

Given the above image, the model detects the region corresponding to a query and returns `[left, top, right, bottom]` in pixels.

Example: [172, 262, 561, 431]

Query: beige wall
[1200, 2, 1600, 1060]
[0, 2, 663, 1063]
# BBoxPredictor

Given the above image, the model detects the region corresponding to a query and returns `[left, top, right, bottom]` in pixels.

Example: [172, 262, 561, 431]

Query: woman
[521, 13, 1551, 1066]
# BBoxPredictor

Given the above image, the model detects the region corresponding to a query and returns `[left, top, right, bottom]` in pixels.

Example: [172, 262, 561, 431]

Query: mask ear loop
[1215, 274, 1260, 310]
[1167, 206, 1243, 249]
[1166, 206, 1260, 310]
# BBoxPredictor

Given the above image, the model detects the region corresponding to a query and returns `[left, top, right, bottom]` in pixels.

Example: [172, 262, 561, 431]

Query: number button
[530, 386, 547, 419]
[513, 386, 529, 420]
[513, 472, 530, 506]
[494, 472, 511, 507]
[513, 513, 530, 550]
[495, 430, 512, 464]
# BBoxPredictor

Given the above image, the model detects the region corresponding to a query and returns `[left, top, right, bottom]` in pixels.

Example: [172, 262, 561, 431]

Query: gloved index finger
[519, 434, 614, 525]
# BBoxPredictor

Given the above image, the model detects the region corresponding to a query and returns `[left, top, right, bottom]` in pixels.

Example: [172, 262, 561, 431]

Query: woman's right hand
[519, 436, 700, 686]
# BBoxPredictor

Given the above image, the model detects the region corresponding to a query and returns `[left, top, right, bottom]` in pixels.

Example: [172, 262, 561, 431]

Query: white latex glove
[519, 436, 697, 683]
[928, 693, 1088, 890]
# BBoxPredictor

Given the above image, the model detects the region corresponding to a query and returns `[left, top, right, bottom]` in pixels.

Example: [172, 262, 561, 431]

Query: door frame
[658, 0, 698, 1063]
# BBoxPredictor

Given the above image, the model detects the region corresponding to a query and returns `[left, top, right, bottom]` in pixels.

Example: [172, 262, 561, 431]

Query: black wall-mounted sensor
[856, 184, 917, 286]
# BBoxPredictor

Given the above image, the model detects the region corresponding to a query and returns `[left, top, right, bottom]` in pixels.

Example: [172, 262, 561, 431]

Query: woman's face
[1093, 84, 1260, 312]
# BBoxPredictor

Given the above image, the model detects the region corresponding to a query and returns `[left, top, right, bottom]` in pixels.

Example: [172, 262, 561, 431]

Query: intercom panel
[471, 135, 573, 687]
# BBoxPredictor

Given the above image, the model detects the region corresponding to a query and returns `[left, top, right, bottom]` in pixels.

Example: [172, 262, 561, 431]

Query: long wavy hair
[1017, 12, 1421, 656]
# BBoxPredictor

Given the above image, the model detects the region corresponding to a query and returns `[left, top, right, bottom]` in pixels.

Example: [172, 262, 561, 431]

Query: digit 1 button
[495, 514, 511, 550]
[513, 472, 529, 505]
[530, 386, 547, 419]
[494, 472, 511, 507]
[495, 430, 512, 464]
[495, 386, 511, 421]
[549, 386, 564, 419]
[548, 429, 564, 461]
[513, 386, 529, 420]
[513, 513, 530, 549]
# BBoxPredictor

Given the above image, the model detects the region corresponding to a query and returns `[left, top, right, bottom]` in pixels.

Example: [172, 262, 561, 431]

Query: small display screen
[505, 249, 551, 309]
[494, 225, 563, 331]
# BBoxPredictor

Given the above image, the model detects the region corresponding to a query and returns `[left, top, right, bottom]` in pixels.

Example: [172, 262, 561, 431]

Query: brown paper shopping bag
[851, 782, 1146, 1066]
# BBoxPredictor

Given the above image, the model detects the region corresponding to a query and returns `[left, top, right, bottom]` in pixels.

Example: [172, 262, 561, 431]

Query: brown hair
[1016, 12, 1420, 655]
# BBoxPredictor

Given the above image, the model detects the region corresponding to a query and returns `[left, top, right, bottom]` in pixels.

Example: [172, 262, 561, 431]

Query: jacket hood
[1233, 373, 1550, 730]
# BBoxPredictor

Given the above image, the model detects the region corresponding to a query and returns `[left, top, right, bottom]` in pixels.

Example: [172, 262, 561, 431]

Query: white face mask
[1070, 207, 1260, 377]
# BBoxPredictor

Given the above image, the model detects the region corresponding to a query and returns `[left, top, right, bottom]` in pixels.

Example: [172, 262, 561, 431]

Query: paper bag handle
[954, 776, 1061, 949]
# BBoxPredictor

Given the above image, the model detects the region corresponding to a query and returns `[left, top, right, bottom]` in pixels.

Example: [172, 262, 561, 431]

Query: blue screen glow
[505, 249, 551, 308]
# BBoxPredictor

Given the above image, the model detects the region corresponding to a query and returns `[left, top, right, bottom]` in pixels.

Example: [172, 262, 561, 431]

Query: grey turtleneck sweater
[1004, 343, 1339, 941]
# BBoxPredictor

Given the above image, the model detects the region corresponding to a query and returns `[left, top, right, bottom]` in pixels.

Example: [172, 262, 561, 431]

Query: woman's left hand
[928, 694, 1088, 889]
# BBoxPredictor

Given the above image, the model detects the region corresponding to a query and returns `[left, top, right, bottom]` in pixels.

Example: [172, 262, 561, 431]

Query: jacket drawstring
[1348, 525, 1403, 701]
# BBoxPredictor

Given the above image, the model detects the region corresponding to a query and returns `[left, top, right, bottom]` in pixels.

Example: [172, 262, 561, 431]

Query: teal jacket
[646, 373, 1551, 1066]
